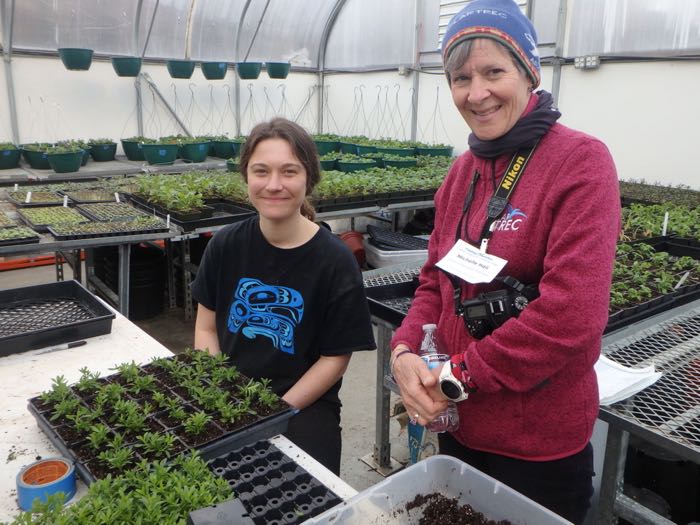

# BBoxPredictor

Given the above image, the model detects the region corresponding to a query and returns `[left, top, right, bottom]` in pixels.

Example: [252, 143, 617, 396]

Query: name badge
[436, 239, 507, 284]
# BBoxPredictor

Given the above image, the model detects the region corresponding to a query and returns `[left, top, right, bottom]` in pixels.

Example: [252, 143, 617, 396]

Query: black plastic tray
[191, 440, 342, 525]
[5, 192, 64, 207]
[0, 280, 115, 357]
[76, 202, 149, 222]
[365, 279, 418, 326]
[16, 207, 88, 232]
[171, 201, 256, 231]
[125, 193, 215, 225]
[0, 233, 41, 246]
[48, 223, 170, 241]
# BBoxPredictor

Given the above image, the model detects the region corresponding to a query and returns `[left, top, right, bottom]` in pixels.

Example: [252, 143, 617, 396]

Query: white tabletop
[0, 309, 356, 522]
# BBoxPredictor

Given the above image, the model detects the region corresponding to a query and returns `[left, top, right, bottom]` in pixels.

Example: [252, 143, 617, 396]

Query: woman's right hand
[391, 345, 448, 426]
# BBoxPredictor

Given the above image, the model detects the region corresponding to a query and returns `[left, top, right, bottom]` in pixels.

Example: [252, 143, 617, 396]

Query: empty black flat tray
[365, 279, 418, 326]
[0, 280, 115, 357]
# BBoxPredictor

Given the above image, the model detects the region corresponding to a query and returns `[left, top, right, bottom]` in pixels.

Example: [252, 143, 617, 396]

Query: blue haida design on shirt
[228, 278, 304, 355]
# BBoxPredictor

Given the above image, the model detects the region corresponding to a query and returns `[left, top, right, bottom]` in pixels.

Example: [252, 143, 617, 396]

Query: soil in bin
[405, 493, 512, 525]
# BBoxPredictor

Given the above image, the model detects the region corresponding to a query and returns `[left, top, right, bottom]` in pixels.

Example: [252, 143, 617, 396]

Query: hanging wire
[343, 86, 362, 137]
[198, 85, 218, 135]
[293, 85, 318, 131]
[146, 84, 163, 138]
[322, 85, 340, 135]
[240, 84, 263, 133]
[393, 84, 409, 140]
[419, 85, 453, 145]
[366, 85, 385, 139]
[262, 87, 275, 121]
[217, 84, 234, 136]
[276, 85, 294, 119]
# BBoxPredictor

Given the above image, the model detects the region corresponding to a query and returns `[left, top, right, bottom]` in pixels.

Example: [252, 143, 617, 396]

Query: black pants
[284, 399, 342, 475]
[438, 432, 594, 525]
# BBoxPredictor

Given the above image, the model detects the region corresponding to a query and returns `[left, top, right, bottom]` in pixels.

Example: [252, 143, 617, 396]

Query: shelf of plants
[191, 440, 343, 525]
[27, 349, 296, 485]
[48, 216, 170, 241]
[0, 225, 40, 246]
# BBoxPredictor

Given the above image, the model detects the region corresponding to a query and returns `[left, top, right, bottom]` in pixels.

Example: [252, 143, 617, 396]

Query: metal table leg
[165, 239, 177, 309]
[118, 243, 131, 317]
[361, 319, 403, 475]
[181, 238, 194, 320]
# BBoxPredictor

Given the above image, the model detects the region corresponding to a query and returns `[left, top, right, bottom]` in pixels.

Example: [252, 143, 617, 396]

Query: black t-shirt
[191, 216, 376, 405]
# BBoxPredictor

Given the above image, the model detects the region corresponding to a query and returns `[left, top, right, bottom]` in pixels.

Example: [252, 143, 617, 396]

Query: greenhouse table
[0, 201, 177, 317]
[0, 310, 356, 523]
[597, 299, 700, 524]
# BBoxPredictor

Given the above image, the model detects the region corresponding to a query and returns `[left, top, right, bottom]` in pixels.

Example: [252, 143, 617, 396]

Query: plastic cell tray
[305, 454, 571, 525]
[365, 278, 418, 326]
[189, 440, 342, 525]
[0, 279, 115, 357]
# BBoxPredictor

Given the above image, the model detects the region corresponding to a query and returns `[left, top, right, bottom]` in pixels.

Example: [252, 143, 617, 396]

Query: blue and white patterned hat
[442, 0, 540, 87]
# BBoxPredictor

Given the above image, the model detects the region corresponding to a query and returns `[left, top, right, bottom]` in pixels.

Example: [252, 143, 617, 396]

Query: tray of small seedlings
[606, 240, 700, 333]
[48, 216, 170, 240]
[27, 349, 297, 484]
[16, 205, 88, 232]
[0, 225, 41, 246]
[0, 211, 17, 228]
[76, 202, 149, 222]
[60, 189, 120, 204]
[5, 190, 65, 207]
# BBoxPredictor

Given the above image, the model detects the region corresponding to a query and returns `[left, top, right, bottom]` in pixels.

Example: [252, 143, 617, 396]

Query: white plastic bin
[364, 238, 429, 269]
[305, 455, 572, 524]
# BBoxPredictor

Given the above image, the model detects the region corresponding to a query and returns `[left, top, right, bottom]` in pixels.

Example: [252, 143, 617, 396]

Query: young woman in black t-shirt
[191, 118, 375, 473]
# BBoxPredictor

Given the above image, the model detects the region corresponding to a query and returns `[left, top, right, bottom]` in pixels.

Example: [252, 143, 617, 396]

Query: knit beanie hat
[442, 0, 540, 88]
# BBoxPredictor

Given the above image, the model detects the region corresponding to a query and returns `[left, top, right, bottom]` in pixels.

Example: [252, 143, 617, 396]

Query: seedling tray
[0, 212, 16, 228]
[306, 455, 570, 524]
[365, 279, 418, 326]
[126, 193, 215, 224]
[48, 219, 169, 240]
[5, 190, 64, 207]
[76, 202, 149, 222]
[27, 352, 296, 485]
[0, 280, 115, 357]
[60, 190, 119, 204]
[190, 440, 342, 525]
[166, 201, 255, 231]
[0, 226, 41, 246]
[16, 206, 88, 232]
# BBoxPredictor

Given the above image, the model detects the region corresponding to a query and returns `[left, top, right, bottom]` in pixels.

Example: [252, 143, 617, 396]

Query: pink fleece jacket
[392, 98, 621, 460]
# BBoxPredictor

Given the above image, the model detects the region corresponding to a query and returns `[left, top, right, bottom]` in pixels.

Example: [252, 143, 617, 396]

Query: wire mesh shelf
[602, 302, 700, 458]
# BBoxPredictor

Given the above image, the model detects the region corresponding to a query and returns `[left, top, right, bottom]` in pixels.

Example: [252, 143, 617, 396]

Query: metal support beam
[550, 0, 568, 106]
[316, 0, 347, 133]
[234, 0, 253, 136]
[140, 72, 192, 135]
[410, 0, 420, 141]
[242, 0, 270, 63]
[1, 0, 20, 145]
[141, 0, 160, 58]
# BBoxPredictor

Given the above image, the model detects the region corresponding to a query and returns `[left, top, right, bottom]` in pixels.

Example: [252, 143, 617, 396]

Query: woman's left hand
[392, 347, 448, 426]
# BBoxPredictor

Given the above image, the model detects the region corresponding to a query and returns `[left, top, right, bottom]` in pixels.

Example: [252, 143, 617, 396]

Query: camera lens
[441, 380, 462, 401]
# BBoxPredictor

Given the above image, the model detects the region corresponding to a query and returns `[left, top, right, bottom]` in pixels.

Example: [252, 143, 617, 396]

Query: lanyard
[448, 143, 538, 310]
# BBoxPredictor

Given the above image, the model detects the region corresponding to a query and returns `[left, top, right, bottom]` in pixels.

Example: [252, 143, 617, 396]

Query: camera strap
[447, 142, 539, 314]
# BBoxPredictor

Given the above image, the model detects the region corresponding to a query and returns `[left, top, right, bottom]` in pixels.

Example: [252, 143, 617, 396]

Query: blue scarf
[468, 90, 561, 159]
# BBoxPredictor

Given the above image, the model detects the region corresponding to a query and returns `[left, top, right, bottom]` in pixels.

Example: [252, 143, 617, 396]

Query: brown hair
[239, 118, 321, 221]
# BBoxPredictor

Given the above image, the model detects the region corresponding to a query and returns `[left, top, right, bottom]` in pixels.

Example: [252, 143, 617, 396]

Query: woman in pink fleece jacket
[390, 1, 620, 523]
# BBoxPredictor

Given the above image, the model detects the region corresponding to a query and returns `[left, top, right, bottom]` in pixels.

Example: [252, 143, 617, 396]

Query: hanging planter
[121, 138, 146, 161]
[0, 144, 21, 170]
[201, 62, 228, 80]
[166, 60, 196, 79]
[266, 62, 291, 79]
[141, 143, 179, 166]
[180, 140, 210, 163]
[236, 62, 262, 80]
[111, 56, 142, 77]
[89, 141, 117, 162]
[21, 144, 53, 170]
[46, 147, 84, 174]
[58, 48, 93, 71]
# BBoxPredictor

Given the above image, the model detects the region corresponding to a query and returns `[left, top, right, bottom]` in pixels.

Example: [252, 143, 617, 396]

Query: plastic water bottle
[419, 324, 459, 433]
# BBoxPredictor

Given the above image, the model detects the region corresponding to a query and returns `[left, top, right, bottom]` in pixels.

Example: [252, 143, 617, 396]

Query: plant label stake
[166, 214, 171, 228]
[63, 195, 69, 207]
[25, 191, 32, 204]
[114, 192, 120, 203]
[14, 183, 18, 191]
[675, 271, 690, 290]
[662, 211, 669, 236]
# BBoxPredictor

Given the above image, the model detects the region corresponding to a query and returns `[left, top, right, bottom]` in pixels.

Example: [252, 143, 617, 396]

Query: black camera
[457, 277, 539, 339]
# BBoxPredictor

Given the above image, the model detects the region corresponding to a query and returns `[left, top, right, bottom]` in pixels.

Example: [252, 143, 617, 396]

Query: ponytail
[301, 198, 316, 222]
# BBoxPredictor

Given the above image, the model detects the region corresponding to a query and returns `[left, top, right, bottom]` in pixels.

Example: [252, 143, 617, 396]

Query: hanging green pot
[320, 159, 337, 171]
[21, 148, 52, 170]
[415, 146, 454, 157]
[90, 143, 117, 162]
[0, 148, 21, 169]
[167, 60, 196, 79]
[212, 140, 237, 159]
[384, 158, 418, 169]
[121, 139, 145, 161]
[226, 159, 240, 172]
[266, 62, 291, 79]
[236, 62, 262, 80]
[47, 151, 84, 173]
[180, 141, 210, 163]
[376, 146, 415, 157]
[112, 56, 142, 77]
[314, 140, 338, 155]
[141, 143, 179, 165]
[201, 62, 228, 80]
[58, 48, 93, 71]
